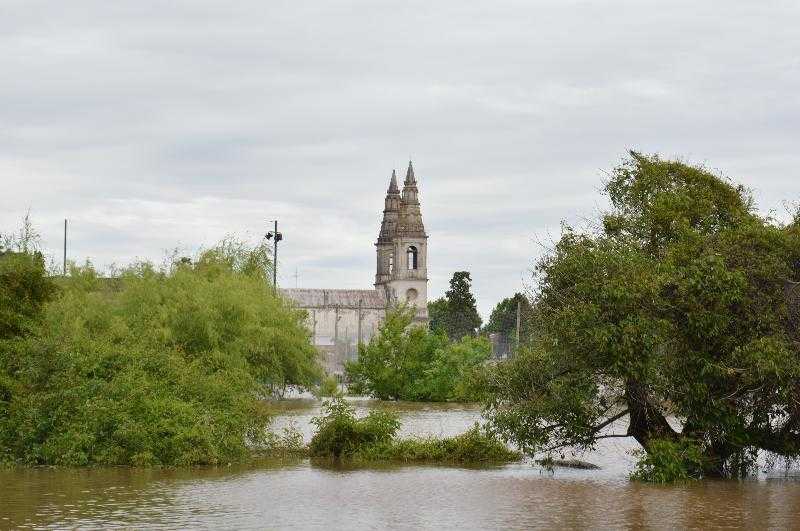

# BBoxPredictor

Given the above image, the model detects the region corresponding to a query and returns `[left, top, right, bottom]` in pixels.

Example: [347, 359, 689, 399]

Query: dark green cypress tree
[441, 271, 482, 340]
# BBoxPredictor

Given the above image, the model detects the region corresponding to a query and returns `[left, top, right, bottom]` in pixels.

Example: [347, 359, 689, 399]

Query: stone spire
[388, 169, 400, 194]
[402, 160, 418, 204]
[399, 160, 425, 237]
[378, 169, 401, 244]
[405, 160, 416, 185]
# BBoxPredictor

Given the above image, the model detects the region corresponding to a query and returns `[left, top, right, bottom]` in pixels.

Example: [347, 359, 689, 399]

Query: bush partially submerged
[309, 399, 399, 458]
[356, 425, 521, 463]
[308, 399, 520, 463]
[0, 238, 322, 467]
[630, 439, 707, 483]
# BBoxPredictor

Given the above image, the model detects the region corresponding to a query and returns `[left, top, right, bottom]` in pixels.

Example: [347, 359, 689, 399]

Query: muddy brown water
[2, 398, 799, 529]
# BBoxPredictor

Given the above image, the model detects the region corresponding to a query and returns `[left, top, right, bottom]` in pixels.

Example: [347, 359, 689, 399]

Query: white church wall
[301, 306, 386, 375]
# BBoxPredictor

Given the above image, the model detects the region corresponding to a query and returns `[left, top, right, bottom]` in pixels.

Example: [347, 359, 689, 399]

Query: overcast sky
[1, 1, 798, 318]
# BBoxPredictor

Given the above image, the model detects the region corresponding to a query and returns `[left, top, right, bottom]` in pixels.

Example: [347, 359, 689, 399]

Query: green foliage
[314, 374, 342, 398]
[309, 398, 400, 458]
[630, 439, 706, 483]
[0, 252, 56, 341]
[482, 292, 533, 345]
[0, 213, 56, 342]
[419, 336, 493, 402]
[428, 272, 482, 340]
[0, 238, 322, 466]
[345, 306, 490, 401]
[427, 297, 449, 334]
[307, 398, 519, 463]
[484, 153, 800, 478]
[354, 425, 521, 463]
[0, 249, 58, 457]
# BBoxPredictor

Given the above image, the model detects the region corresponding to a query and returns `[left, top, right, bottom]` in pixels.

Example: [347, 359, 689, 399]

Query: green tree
[482, 292, 533, 346]
[346, 306, 489, 401]
[484, 152, 800, 479]
[427, 297, 449, 334]
[437, 271, 482, 340]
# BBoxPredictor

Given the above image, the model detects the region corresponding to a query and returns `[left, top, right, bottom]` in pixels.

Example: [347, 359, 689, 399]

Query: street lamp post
[265, 220, 282, 292]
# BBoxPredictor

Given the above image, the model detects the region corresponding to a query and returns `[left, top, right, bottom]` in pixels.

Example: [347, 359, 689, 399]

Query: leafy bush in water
[0, 239, 322, 466]
[630, 439, 707, 483]
[356, 425, 521, 463]
[308, 399, 519, 463]
[309, 399, 399, 458]
[345, 306, 490, 401]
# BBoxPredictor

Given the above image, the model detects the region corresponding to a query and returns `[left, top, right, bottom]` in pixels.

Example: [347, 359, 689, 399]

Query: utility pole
[357, 298, 363, 347]
[515, 299, 521, 353]
[63, 219, 68, 276]
[265, 220, 282, 292]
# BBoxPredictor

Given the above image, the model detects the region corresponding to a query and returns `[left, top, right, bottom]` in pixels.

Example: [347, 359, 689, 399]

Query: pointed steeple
[399, 160, 425, 237]
[378, 169, 401, 245]
[404, 160, 416, 185]
[388, 169, 399, 194]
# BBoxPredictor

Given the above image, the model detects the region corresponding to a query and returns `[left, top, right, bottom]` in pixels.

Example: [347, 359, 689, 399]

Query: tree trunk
[624, 379, 677, 449]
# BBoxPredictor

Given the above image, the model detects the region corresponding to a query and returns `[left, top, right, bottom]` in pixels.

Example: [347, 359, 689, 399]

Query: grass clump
[308, 398, 520, 464]
[261, 423, 308, 458]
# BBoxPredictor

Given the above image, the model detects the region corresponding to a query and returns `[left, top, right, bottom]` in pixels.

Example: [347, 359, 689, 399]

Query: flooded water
[2, 398, 800, 529]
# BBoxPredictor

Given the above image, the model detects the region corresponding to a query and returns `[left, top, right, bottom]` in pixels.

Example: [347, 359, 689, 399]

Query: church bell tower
[375, 161, 428, 323]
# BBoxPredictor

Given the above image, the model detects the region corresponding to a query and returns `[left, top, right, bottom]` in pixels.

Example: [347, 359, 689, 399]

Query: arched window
[407, 246, 418, 270]
[388, 254, 394, 275]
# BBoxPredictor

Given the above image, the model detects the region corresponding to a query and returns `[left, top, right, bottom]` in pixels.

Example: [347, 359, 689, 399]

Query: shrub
[308, 398, 399, 458]
[355, 425, 521, 463]
[630, 439, 707, 483]
[314, 374, 342, 398]
[0, 239, 322, 466]
[307, 399, 520, 463]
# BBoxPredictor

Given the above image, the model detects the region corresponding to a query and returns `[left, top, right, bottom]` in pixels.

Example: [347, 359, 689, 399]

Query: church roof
[280, 288, 388, 309]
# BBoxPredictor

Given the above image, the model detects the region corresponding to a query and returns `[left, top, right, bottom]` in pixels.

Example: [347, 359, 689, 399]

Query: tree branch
[590, 409, 629, 435]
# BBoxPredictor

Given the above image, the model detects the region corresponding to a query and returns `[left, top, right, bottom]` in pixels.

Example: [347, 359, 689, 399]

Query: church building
[280, 161, 429, 375]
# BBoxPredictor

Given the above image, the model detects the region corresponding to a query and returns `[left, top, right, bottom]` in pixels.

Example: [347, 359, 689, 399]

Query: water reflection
[2, 399, 800, 529]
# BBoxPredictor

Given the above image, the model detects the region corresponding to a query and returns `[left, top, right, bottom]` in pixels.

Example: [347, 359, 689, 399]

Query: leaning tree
[485, 152, 800, 478]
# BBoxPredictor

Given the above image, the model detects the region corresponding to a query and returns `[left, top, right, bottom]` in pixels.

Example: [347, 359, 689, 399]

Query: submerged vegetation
[308, 399, 519, 463]
[345, 306, 490, 402]
[630, 439, 707, 483]
[0, 232, 322, 466]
